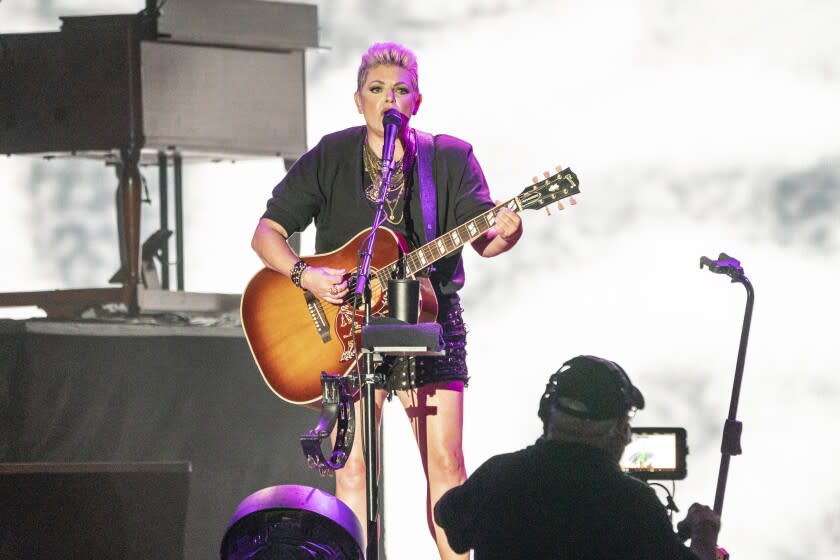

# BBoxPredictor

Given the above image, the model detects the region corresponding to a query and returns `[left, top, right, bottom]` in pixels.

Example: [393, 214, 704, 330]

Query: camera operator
[434, 355, 723, 560]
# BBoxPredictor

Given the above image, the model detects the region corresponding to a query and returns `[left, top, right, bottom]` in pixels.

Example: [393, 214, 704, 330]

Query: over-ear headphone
[538, 355, 644, 423]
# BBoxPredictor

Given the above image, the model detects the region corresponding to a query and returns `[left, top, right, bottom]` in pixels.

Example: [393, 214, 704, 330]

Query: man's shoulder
[474, 442, 543, 475]
[607, 469, 670, 515]
[618, 470, 661, 496]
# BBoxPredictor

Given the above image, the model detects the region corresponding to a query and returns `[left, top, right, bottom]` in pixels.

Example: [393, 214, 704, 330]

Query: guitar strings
[339, 181, 582, 299]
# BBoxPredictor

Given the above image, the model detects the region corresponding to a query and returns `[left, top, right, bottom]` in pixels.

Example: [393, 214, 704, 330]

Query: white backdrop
[2, 1, 839, 558]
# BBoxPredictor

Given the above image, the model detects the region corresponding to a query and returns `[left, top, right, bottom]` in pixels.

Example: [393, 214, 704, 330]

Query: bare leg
[334, 388, 387, 546]
[397, 380, 468, 560]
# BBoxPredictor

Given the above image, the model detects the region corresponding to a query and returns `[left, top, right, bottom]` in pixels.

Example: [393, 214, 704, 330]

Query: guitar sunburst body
[242, 166, 580, 406]
[241, 228, 437, 407]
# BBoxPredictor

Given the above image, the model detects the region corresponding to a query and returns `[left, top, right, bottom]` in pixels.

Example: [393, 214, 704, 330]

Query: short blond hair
[356, 42, 419, 93]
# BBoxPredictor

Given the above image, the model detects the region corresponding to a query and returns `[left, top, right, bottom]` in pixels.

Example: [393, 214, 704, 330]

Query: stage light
[220, 485, 363, 560]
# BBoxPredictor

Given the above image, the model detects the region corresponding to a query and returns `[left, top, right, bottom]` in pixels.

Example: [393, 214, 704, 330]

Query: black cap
[538, 355, 645, 422]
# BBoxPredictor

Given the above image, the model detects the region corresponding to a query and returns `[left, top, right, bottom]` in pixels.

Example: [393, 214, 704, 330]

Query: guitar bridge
[304, 291, 331, 343]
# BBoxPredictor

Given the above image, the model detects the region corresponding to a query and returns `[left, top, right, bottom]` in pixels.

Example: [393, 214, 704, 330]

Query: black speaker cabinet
[0, 462, 190, 560]
[139, 40, 306, 158]
[0, 18, 144, 156]
[0, 9, 309, 160]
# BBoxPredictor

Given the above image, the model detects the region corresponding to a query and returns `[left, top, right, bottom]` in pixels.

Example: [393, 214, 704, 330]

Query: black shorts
[378, 301, 469, 393]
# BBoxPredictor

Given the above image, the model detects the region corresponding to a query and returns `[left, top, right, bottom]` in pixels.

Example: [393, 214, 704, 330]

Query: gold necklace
[363, 141, 407, 224]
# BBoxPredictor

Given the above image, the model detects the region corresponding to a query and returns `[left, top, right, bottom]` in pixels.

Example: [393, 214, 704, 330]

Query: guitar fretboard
[373, 197, 521, 285]
[354, 166, 579, 290]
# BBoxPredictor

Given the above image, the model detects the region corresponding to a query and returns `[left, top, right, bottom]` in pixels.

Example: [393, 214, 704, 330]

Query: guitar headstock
[518, 166, 580, 213]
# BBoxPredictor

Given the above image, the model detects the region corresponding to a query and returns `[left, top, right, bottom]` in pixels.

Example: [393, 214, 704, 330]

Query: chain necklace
[363, 138, 410, 224]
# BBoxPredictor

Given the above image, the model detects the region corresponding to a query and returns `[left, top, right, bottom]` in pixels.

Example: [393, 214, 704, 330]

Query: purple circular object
[221, 485, 363, 559]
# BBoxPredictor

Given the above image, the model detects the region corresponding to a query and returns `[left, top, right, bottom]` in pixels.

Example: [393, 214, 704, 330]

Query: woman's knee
[336, 457, 368, 493]
[427, 444, 466, 482]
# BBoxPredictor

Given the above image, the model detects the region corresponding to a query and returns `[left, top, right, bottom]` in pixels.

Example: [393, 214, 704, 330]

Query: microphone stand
[354, 137, 399, 560]
[699, 253, 755, 517]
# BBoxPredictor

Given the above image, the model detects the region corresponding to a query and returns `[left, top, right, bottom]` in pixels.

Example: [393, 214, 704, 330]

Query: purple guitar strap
[413, 129, 438, 245]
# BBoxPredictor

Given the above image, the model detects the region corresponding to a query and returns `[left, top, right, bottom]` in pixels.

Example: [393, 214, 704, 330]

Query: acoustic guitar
[241, 167, 580, 406]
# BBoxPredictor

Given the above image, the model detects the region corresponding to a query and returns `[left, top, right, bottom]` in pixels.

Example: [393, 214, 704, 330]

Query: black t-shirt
[262, 126, 495, 300]
[434, 440, 700, 560]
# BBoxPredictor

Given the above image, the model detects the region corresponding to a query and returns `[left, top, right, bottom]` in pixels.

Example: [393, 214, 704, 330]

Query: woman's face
[354, 64, 422, 139]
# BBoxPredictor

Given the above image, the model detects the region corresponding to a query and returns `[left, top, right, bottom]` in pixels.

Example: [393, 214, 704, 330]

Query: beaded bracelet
[290, 259, 309, 289]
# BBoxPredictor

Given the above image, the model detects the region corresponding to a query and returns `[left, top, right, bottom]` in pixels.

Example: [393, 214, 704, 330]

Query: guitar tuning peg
[557, 201, 565, 211]
[531, 175, 539, 184]
[555, 164, 564, 173]
[545, 206, 551, 216]
[543, 171, 551, 179]
[569, 196, 577, 205]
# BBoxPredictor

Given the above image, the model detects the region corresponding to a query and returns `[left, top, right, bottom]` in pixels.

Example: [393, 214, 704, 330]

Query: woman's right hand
[300, 266, 349, 304]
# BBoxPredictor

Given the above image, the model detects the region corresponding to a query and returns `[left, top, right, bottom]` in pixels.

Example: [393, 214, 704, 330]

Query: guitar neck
[371, 166, 579, 285]
[374, 198, 521, 283]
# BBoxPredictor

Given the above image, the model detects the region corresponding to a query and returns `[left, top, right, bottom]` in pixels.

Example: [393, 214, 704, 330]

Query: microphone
[381, 108, 403, 169]
[353, 109, 405, 300]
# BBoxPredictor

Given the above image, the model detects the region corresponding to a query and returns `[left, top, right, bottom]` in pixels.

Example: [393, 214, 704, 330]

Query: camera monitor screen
[619, 427, 687, 480]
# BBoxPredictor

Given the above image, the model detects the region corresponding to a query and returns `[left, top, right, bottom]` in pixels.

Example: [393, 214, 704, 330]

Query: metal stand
[153, 151, 186, 291]
[300, 317, 444, 560]
[361, 311, 380, 560]
[173, 153, 185, 291]
[300, 115, 421, 557]
[699, 253, 755, 516]
[358, 321, 444, 560]
[157, 151, 170, 290]
[349, 125, 400, 560]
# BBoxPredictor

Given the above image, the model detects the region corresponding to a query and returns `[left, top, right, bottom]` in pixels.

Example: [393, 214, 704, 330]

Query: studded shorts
[378, 301, 469, 393]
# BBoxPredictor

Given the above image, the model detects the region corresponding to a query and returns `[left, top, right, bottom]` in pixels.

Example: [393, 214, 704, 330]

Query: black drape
[0, 319, 333, 560]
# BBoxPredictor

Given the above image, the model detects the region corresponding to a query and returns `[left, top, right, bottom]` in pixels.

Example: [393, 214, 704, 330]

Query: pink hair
[356, 42, 419, 93]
